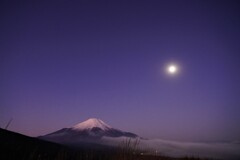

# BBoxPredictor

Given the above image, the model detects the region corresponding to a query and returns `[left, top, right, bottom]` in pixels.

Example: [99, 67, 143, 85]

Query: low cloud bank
[141, 139, 240, 160]
[103, 137, 240, 160]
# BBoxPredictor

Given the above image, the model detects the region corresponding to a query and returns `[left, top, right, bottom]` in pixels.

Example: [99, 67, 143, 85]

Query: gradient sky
[1, 0, 240, 142]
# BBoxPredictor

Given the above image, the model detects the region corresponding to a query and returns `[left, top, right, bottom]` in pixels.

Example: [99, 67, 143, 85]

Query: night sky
[1, 0, 240, 142]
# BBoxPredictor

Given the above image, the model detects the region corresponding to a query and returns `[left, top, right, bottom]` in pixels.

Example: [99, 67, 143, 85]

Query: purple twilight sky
[1, 0, 240, 142]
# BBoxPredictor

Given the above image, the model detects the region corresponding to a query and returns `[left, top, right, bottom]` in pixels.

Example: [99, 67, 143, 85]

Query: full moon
[167, 65, 178, 74]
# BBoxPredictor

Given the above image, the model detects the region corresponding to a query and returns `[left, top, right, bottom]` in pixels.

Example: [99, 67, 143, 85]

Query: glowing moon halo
[167, 64, 178, 74]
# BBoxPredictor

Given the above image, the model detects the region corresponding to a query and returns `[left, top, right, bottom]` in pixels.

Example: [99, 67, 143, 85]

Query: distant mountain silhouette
[39, 118, 138, 147]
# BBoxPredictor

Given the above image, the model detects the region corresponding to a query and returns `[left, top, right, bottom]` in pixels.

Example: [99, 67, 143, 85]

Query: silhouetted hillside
[0, 128, 209, 160]
[0, 128, 113, 160]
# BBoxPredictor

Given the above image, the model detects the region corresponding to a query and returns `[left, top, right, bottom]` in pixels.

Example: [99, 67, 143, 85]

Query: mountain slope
[39, 118, 138, 147]
[0, 128, 72, 159]
[1, 128, 209, 160]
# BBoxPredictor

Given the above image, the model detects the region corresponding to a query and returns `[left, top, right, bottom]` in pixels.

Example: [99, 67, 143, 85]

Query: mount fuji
[39, 118, 240, 159]
[39, 118, 138, 148]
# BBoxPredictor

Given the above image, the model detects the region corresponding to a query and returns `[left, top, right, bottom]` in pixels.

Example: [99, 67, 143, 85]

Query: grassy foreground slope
[0, 128, 207, 160]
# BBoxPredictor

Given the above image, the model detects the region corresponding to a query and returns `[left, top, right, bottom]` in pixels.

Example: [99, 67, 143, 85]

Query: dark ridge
[0, 128, 209, 160]
[0, 128, 115, 160]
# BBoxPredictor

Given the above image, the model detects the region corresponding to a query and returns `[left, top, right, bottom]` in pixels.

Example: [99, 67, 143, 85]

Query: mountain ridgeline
[2, 118, 240, 159]
[39, 118, 138, 148]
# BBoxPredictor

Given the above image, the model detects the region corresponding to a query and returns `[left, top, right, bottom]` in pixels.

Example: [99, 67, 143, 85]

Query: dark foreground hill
[0, 128, 114, 160]
[0, 128, 209, 160]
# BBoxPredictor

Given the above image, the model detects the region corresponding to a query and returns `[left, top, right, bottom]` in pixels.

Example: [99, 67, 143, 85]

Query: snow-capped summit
[39, 118, 139, 147]
[72, 118, 111, 131]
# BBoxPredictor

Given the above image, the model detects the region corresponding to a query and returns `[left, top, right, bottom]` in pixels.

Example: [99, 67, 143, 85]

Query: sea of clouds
[103, 137, 240, 160]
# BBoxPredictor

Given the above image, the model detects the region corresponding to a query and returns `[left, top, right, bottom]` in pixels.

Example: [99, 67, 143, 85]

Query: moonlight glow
[167, 65, 178, 74]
